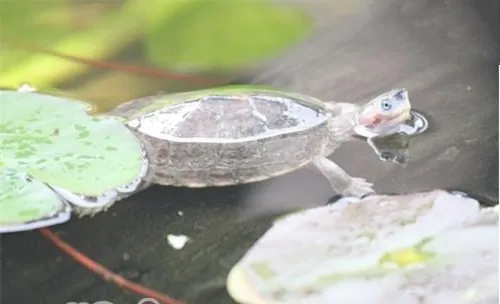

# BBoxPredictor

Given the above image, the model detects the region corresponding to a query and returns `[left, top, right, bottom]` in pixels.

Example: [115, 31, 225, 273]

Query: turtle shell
[116, 88, 330, 187]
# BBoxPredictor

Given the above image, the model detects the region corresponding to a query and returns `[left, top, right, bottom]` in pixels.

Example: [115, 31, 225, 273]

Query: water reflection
[403, 110, 429, 136]
[358, 109, 430, 166]
[367, 132, 410, 166]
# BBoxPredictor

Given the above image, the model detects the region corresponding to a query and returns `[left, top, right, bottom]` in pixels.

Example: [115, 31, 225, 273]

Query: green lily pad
[227, 190, 498, 304]
[0, 89, 146, 197]
[0, 168, 71, 233]
[145, 0, 312, 70]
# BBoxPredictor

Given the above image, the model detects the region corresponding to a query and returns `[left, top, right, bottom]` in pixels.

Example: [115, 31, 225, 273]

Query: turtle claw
[343, 177, 375, 198]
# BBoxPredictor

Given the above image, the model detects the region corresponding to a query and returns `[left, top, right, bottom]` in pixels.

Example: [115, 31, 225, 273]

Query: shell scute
[124, 89, 330, 186]
[134, 92, 328, 143]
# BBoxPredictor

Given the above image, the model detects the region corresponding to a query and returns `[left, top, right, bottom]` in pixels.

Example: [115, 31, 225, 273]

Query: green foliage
[0, 90, 145, 196]
[0, 168, 69, 227]
[0, 89, 147, 231]
[0, 0, 149, 89]
[0, 168, 73, 233]
[145, 0, 312, 70]
[0, 0, 312, 89]
[0, 1, 75, 42]
[0, 0, 74, 72]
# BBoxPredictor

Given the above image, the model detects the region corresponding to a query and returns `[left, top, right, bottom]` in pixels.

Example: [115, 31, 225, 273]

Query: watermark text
[66, 298, 160, 304]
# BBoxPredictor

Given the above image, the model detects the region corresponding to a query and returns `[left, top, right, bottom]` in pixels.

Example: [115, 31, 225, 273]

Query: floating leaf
[145, 0, 312, 70]
[227, 190, 498, 304]
[0, 168, 71, 233]
[0, 90, 145, 196]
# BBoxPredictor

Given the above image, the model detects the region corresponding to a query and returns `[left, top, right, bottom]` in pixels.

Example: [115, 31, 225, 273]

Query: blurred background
[0, 0, 319, 112]
[1, 0, 498, 304]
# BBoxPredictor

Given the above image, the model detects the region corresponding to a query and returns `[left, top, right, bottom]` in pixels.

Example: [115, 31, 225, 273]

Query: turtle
[110, 86, 412, 198]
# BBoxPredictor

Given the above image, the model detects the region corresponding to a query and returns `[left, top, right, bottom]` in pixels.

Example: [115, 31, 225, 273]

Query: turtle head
[357, 89, 412, 134]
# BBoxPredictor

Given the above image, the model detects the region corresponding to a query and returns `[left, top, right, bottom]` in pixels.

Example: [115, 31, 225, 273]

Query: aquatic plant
[227, 190, 498, 304]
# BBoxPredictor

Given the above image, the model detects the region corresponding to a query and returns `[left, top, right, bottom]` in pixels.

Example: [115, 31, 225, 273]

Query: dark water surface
[1, 0, 498, 303]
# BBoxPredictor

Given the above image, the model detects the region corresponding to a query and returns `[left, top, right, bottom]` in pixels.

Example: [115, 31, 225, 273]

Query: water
[353, 109, 431, 166]
[1, 0, 498, 304]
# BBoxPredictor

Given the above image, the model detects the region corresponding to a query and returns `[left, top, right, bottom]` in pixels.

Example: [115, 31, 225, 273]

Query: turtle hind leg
[312, 157, 375, 198]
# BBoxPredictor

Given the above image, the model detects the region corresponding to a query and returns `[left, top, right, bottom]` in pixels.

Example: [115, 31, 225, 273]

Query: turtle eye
[380, 151, 393, 160]
[380, 99, 393, 111]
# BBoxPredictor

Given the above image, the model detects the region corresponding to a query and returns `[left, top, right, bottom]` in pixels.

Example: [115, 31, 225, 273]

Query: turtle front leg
[312, 157, 375, 198]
